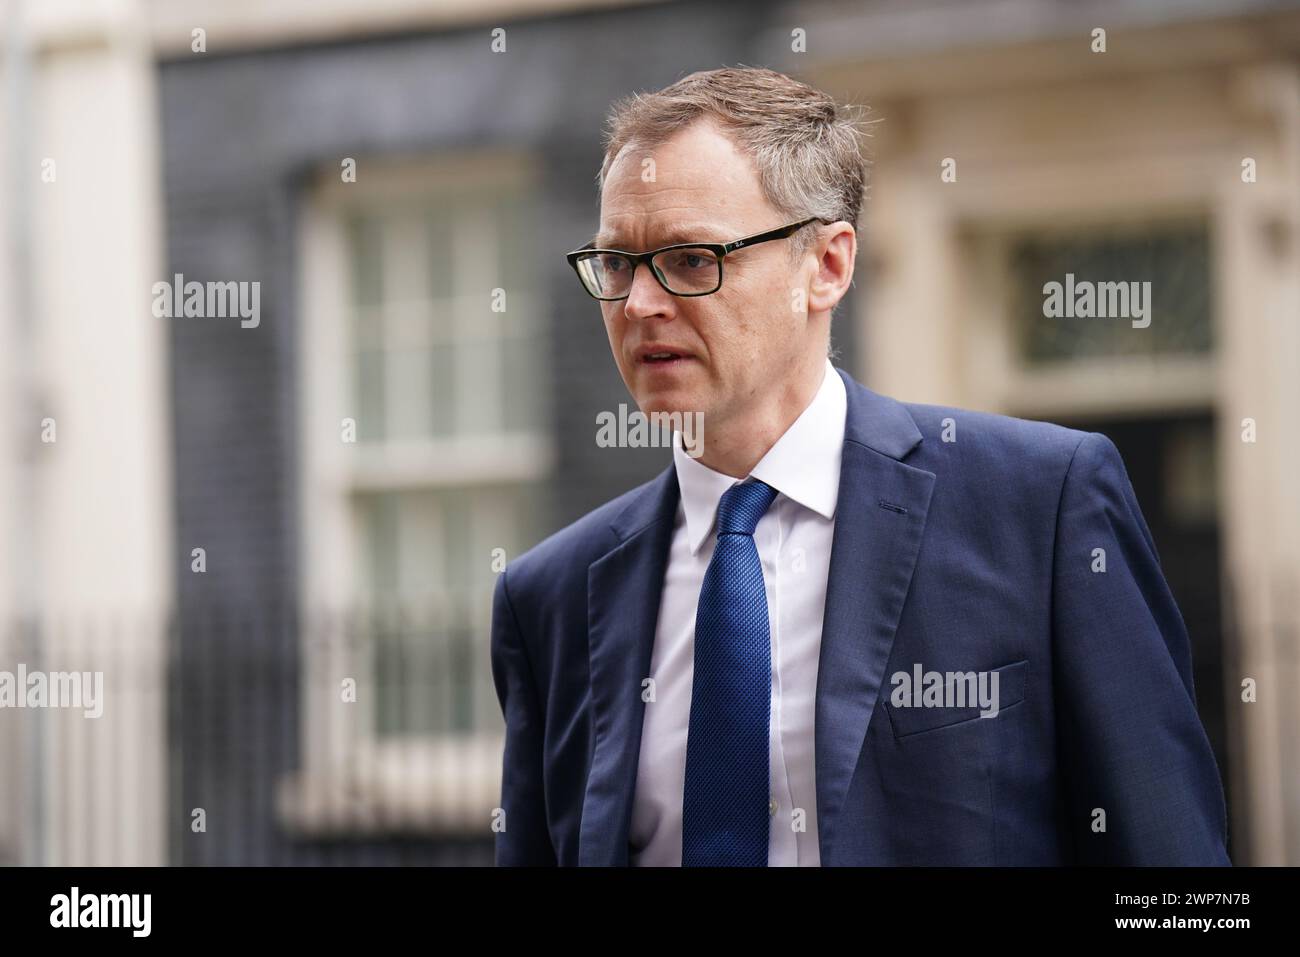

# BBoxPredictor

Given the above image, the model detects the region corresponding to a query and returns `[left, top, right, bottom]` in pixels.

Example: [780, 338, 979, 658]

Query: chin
[635, 391, 701, 421]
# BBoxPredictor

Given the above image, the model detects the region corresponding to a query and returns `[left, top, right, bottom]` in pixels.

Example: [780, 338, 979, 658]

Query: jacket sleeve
[490, 567, 557, 865]
[1051, 431, 1230, 865]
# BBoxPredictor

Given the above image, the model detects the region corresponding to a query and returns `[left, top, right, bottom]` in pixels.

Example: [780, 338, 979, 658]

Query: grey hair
[596, 65, 872, 263]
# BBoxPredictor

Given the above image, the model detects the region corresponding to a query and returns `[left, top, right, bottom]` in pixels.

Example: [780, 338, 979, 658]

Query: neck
[696, 355, 828, 478]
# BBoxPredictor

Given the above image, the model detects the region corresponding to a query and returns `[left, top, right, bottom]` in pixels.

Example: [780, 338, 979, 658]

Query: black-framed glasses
[566, 216, 830, 301]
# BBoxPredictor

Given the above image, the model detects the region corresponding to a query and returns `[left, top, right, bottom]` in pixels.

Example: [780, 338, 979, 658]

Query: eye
[662, 251, 712, 269]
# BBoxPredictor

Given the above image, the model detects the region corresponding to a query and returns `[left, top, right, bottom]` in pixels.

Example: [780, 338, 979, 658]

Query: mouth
[635, 347, 694, 369]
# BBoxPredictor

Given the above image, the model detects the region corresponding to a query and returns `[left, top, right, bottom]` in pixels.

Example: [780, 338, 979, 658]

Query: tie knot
[715, 479, 778, 537]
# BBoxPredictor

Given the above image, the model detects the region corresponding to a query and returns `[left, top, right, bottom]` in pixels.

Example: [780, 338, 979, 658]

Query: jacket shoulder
[504, 470, 671, 597]
[899, 400, 1091, 470]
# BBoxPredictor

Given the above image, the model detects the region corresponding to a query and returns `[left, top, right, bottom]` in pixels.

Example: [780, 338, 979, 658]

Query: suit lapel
[815, 368, 934, 864]
[579, 466, 679, 866]
[575, 369, 933, 866]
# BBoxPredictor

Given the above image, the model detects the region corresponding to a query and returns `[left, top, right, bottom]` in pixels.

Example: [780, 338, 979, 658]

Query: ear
[807, 223, 856, 314]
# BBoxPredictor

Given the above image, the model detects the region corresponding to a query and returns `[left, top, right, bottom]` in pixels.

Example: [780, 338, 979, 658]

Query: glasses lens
[652, 247, 721, 294]
[575, 251, 634, 299]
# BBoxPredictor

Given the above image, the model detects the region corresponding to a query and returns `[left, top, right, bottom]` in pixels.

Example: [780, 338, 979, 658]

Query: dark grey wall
[158, 0, 789, 865]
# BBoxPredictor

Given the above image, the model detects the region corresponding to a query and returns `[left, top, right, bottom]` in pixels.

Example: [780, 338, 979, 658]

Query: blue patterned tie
[682, 478, 779, 866]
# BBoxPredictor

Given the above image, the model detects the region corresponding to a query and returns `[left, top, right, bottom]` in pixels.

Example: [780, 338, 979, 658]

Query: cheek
[601, 308, 624, 349]
[765, 267, 805, 322]
[688, 302, 738, 366]
[718, 276, 794, 355]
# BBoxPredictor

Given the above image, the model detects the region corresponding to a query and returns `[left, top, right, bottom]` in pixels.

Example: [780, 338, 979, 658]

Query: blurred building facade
[788, 0, 1300, 866]
[0, 0, 1297, 865]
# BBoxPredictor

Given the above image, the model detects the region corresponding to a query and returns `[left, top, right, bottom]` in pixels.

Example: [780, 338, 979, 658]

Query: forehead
[596, 119, 769, 249]
[593, 221, 725, 248]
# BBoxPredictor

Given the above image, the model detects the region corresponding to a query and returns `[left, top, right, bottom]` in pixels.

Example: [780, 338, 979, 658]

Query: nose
[622, 260, 676, 322]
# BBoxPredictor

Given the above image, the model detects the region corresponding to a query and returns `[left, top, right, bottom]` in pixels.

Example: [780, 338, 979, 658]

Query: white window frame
[282, 153, 551, 835]
[932, 157, 1221, 420]
[965, 216, 1218, 420]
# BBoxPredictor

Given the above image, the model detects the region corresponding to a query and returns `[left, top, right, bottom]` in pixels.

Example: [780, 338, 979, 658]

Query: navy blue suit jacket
[490, 366, 1230, 865]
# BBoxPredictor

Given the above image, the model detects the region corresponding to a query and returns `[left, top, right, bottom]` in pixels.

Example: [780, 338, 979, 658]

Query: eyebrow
[592, 224, 724, 250]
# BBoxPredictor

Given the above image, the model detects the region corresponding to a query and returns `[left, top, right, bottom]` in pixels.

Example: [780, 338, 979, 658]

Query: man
[490, 66, 1229, 865]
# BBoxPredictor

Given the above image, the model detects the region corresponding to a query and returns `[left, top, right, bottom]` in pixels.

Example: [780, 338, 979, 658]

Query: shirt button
[769, 797, 778, 816]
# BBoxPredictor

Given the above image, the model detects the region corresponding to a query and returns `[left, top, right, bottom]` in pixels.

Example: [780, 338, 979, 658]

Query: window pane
[349, 215, 383, 309]
[456, 337, 500, 434]
[502, 331, 541, 433]
[357, 491, 399, 597]
[430, 340, 456, 437]
[348, 184, 544, 443]
[355, 485, 542, 737]
[354, 347, 386, 443]
[386, 346, 433, 440]
[495, 191, 536, 291]
[426, 209, 454, 303]
[1011, 224, 1212, 363]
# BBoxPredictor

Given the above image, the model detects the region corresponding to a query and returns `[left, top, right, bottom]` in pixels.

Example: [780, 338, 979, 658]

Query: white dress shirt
[628, 358, 847, 866]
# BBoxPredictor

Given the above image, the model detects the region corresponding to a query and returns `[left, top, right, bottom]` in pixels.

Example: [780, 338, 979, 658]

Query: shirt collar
[672, 358, 847, 555]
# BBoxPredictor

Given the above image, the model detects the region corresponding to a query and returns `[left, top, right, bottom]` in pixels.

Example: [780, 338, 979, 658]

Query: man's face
[596, 119, 820, 432]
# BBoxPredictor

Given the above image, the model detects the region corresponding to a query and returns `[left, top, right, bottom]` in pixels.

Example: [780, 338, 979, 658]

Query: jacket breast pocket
[884, 658, 1028, 740]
